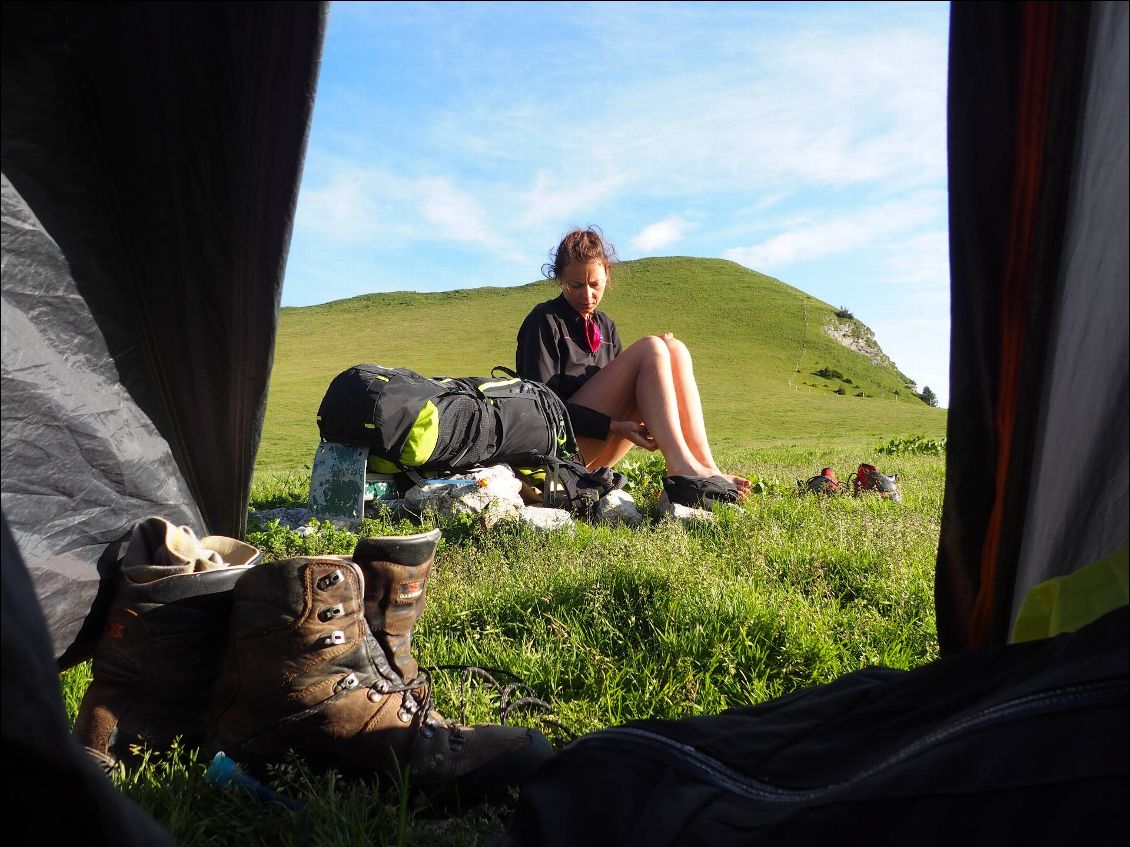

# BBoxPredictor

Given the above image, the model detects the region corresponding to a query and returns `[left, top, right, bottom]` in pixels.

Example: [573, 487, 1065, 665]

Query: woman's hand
[611, 420, 658, 451]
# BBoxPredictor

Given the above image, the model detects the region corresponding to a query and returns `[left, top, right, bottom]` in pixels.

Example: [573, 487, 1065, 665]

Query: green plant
[834, 307, 855, 320]
[877, 434, 947, 456]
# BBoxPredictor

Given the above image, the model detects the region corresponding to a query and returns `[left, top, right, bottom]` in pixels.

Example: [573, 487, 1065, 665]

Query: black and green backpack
[316, 363, 581, 481]
[316, 364, 623, 514]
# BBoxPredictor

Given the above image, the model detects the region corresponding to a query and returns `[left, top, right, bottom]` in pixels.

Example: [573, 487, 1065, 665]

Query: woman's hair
[542, 226, 618, 281]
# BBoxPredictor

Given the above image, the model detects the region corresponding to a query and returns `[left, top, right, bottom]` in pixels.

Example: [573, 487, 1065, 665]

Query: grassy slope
[258, 256, 946, 476]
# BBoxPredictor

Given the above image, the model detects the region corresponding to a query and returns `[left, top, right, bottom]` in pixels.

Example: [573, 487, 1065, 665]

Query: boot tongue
[122, 516, 229, 583]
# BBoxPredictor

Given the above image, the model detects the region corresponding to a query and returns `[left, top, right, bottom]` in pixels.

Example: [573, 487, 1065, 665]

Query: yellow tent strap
[1009, 545, 1129, 644]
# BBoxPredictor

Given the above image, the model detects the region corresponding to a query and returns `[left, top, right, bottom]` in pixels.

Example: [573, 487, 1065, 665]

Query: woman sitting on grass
[515, 226, 749, 507]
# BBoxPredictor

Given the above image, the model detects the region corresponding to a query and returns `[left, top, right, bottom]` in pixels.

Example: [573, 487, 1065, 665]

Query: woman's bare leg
[569, 336, 713, 477]
[577, 403, 640, 469]
[662, 336, 750, 493]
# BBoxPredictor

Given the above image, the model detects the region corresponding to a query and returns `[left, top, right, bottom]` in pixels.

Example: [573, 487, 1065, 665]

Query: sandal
[662, 475, 740, 509]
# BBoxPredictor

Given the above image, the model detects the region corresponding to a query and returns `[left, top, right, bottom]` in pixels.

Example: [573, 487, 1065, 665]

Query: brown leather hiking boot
[351, 529, 442, 680]
[208, 531, 553, 804]
[73, 517, 261, 768]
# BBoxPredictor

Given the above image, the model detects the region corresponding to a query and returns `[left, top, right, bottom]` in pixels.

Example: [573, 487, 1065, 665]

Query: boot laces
[433, 665, 576, 742]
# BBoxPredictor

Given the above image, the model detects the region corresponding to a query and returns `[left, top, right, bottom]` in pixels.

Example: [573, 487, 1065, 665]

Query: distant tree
[835, 307, 855, 320]
[919, 386, 939, 407]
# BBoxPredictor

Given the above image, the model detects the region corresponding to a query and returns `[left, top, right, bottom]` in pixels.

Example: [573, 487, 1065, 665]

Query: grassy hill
[257, 257, 946, 475]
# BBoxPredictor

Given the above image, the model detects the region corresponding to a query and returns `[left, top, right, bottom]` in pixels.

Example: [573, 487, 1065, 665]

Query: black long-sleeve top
[515, 294, 622, 440]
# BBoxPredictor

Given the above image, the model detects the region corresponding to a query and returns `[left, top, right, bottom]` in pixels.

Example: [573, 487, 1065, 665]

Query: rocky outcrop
[823, 318, 914, 387]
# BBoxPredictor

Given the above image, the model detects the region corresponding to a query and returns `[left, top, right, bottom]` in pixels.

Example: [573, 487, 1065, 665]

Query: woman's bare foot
[714, 471, 751, 496]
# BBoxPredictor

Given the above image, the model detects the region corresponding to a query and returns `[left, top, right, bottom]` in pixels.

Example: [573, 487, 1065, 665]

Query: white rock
[406, 465, 525, 514]
[519, 506, 575, 533]
[594, 489, 644, 527]
[657, 492, 715, 523]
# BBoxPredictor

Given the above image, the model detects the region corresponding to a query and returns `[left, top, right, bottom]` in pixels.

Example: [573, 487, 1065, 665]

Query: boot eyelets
[334, 673, 359, 694]
[367, 688, 383, 704]
[316, 570, 344, 591]
[419, 724, 434, 739]
[322, 630, 346, 647]
[318, 603, 345, 622]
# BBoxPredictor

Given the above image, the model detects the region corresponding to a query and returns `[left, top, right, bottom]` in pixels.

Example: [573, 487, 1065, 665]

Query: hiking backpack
[316, 364, 620, 514]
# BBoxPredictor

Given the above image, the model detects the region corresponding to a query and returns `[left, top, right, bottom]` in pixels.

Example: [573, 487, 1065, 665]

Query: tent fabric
[501, 606, 1128, 846]
[0, 1, 326, 663]
[935, 0, 1129, 653]
[1, 512, 176, 846]
[0, 0, 1127, 841]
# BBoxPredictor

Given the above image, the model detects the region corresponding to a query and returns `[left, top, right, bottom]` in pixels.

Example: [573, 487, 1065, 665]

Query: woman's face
[560, 260, 608, 319]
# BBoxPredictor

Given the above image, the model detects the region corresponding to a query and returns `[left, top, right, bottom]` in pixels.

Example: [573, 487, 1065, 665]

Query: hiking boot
[209, 534, 553, 804]
[73, 517, 261, 768]
[800, 467, 844, 496]
[851, 463, 903, 502]
[352, 529, 441, 681]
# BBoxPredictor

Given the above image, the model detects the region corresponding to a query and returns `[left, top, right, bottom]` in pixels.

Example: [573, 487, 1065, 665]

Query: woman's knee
[628, 334, 671, 363]
[661, 334, 690, 361]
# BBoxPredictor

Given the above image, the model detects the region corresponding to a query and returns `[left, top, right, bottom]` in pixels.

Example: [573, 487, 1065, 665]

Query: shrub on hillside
[919, 386, 939, 407]
[815, 367, 845, 381]
[835, 307, 855, 319]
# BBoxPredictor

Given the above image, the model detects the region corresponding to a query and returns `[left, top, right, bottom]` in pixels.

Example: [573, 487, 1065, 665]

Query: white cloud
[723, 192, 944, 269]
[294, 172, 382, 242]
[520, 171, 627, 228]
[875, 230, 951, 307]
[417, 177, 501, 247]
[868, 316, 951, 407]
[629, 217, 689, 253]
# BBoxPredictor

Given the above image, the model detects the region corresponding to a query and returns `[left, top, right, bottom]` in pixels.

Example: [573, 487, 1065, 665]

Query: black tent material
[1, 1, 325, 666]
[1, 0, 1126, 843]
[935, 0, 1128, 652]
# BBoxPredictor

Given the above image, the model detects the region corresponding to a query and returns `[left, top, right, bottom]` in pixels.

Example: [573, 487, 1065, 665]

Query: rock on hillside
[824, 317, 917, 390]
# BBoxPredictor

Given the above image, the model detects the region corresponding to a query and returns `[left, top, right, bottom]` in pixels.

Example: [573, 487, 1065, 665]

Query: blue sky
[284, 1, 952, 406]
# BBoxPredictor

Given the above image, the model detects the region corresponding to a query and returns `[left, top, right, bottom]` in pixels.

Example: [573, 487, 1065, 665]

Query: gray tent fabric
[2, 173, 203, 663]
[1010, 1, 1129, 618]
[0, 0, 1126, 842]
[0, 1, 326, 663]
[1, 512, 176, 846]
[935, 0, 1129, 651]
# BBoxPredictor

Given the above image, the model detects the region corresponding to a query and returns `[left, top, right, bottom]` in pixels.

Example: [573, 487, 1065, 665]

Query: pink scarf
[584, 317, 601, 354]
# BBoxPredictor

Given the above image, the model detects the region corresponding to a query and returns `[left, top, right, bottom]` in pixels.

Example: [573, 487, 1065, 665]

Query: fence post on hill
[791, 297, 810, 391]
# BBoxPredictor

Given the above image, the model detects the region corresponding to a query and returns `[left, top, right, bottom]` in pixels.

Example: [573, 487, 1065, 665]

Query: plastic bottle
[204, 751, 303, 810]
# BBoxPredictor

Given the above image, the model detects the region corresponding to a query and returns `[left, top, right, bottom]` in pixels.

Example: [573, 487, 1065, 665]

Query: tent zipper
[568, 678, 1126, 803]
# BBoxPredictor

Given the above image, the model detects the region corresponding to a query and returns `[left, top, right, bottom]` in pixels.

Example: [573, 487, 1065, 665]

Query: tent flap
[0, 1, 327, 663]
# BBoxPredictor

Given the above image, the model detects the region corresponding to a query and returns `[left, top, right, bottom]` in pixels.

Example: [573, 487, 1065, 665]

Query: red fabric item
[584, 318, 601, 354]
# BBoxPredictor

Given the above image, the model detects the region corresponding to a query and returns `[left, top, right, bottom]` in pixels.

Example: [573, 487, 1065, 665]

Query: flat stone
[657, 492, 715, 523]
[519, 506, 575, 532]
[594, 489, 644, 527]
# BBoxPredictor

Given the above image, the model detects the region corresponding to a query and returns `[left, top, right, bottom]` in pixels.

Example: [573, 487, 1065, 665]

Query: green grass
[59, 259, 948, 842]
[61, 437, 944, 845]
[256, 258, 945, 474]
